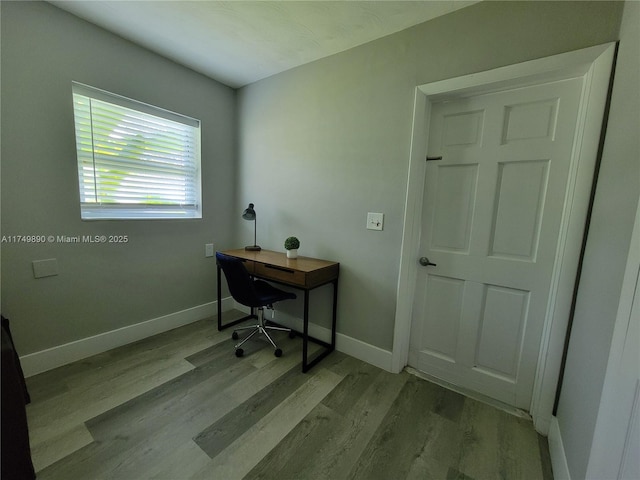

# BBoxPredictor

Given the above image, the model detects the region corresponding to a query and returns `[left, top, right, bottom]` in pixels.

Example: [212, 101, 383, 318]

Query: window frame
[72, 82, 202, 220]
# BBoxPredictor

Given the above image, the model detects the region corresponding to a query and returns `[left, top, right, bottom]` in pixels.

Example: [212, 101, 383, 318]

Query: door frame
[392, 43, 616, 434]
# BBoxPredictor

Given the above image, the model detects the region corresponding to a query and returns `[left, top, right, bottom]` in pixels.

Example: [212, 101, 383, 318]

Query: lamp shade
[242, 203, 256, 221]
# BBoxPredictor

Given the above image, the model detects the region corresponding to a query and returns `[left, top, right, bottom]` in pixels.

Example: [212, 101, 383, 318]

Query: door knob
[419, 257, 437, 267]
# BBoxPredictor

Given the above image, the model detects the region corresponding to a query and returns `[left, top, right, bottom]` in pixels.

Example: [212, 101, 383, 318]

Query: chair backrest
[216, 252, 260, 307]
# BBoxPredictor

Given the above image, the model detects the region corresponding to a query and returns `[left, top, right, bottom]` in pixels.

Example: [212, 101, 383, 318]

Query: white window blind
[72, 82, 202, 220]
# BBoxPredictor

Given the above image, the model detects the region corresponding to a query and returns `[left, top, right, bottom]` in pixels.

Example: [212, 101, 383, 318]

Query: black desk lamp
[242, 203, 261, 251]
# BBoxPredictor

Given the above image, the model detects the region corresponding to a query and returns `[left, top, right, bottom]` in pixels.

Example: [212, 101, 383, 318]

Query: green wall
[238, 1, 623, 350]
[1, 1, 237, 354]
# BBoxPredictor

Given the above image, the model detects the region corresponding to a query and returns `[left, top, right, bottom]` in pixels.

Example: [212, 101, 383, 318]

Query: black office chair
[216, 252, 297, 357]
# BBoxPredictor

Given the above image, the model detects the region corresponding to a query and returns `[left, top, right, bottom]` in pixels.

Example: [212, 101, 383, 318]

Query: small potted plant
[284, 236, 300, 259]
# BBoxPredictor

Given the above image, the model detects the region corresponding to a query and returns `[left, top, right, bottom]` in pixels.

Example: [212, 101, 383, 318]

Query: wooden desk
[216, 249, 339, 373]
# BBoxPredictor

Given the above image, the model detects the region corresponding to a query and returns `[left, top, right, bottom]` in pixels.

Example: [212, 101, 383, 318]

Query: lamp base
[245, 245, 261, 251]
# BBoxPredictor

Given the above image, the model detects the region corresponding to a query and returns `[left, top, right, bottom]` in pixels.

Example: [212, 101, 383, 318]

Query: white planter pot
[286, 249, 298, 259]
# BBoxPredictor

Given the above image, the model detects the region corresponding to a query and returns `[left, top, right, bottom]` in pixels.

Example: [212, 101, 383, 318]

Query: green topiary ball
[284, 236, 300, 250]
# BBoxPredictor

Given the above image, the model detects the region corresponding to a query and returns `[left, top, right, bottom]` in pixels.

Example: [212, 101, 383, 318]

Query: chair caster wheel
[235, 348, 244, 357]
[274, 348, 283, 357]
[289, 330, 296, 339]
[232, 331, 239, 340]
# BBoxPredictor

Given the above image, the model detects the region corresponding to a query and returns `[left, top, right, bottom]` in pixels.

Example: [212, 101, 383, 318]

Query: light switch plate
[367, 212, 384, 231]
[205, 243, 214, 257]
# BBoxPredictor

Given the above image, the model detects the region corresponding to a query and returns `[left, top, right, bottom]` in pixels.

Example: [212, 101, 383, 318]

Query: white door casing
[393, 43, 616, 434]
[409, 78, 583, 409]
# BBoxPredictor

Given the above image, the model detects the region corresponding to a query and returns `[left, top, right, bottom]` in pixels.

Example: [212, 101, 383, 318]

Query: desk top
[222, 249, 338, 272]
[221, 249, 339, 289]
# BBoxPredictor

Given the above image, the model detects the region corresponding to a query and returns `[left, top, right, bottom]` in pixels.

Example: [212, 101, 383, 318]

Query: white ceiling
[49, 1, 478, 88]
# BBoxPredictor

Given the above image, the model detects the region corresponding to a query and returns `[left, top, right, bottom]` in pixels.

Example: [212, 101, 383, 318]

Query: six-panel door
[409, 77, 584, 409]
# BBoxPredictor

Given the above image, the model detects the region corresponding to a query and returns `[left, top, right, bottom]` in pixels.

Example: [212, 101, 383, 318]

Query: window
[72, 82, 201, 220]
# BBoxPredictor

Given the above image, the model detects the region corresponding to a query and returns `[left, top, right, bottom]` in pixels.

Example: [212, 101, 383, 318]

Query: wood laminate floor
[25, 313, 553, 480]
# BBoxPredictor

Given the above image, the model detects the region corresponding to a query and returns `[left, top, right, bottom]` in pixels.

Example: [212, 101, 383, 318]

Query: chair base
[232, 307, 291, 357]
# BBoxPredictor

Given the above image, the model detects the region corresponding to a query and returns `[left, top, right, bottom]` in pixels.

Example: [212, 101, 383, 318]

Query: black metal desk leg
[331, 278, 338, 349]
[217, 264, 223, 331]
[302, 289, 310, 373]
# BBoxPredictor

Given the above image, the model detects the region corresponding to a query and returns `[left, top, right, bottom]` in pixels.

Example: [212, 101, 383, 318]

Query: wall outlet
[367, 212, 384, 231]
[205, 243, 214, 257]
[33, 258, 58, 278]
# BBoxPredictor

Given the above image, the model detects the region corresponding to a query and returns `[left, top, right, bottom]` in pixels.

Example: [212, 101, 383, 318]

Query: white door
[409, 77, 584, 409]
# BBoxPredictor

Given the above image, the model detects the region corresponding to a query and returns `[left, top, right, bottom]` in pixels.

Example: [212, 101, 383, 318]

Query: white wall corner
[549, 416, 572, 480]
[20, 298, 233, 377]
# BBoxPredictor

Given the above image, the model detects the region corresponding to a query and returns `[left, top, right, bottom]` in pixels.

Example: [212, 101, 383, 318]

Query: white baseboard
[549, 415, 572, 480]
[233, 302, 394, 372]
[21, 298, 393, 378]
[20, 298, 235, 378]
[335, 332, 393, 372]
[534, 414, 551, 437]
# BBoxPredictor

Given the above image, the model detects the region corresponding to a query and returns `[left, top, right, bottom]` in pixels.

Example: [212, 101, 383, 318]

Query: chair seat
[251, 280, 297, 307]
